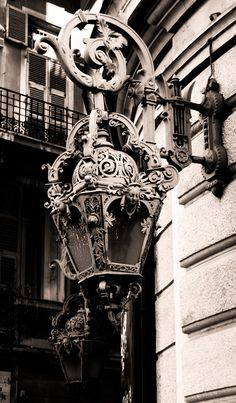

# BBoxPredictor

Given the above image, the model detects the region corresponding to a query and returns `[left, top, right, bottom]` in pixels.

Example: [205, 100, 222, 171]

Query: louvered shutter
[50, 60, 66, 120]
[50, 60, 66, 92]
[29, 53, 46, 86]
[0, 216, 18, 287]
[29, 87, 44, 115]
[51, 93, 65, 120]
[7, 6, 27, 45]
[0, 256, 16, 286]
[28, 53, 46, 116]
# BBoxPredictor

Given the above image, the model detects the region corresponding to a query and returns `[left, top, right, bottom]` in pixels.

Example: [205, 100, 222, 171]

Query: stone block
[155, 224, 173, 293]
[156, 345, 176, 403]
[175, 178, 236, 260]
[172, 0, 236, 57]
[182, 325, 236, 397]
[223, 111, 236, 165]
[158, 191, 172, 230]
[180, 248, 236, 329]
[156, 284, 175, 352]
[177, 131, 205, 198]
[214, 45, 236, 100]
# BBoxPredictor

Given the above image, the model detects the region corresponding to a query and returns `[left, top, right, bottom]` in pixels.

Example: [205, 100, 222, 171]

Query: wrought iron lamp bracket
[38, 8, 229, 389]
[50, 279, 142, 369]
[96, 280, 142, 331]
[155, 75, 228, 196]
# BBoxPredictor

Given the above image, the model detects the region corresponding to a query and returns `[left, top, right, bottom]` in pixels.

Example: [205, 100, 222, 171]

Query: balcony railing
[0, 87, 85, 148]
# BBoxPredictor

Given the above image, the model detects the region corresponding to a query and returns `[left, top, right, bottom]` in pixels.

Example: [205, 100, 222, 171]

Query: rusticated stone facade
[153, 1, 236, 402]
[101, 0, 236, 401]
[108, 0, 236, 401]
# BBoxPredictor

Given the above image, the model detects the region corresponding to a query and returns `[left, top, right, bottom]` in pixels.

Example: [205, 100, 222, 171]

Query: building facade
[120, 1, 236, 402]
[0, 0, 235, 402]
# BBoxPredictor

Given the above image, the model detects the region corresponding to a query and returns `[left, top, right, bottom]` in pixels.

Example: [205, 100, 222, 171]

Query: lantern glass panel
[59, 341, 105, 383]
[107, 201, 149, 266]
[60, 348, 82, 383]
[61, 206, 93, 273]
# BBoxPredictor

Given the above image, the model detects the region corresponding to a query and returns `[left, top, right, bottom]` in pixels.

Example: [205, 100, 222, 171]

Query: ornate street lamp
[37, 8, 228, 397]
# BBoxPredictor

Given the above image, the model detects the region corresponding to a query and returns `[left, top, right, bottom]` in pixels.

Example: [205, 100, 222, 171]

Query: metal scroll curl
[34, 9, 155, 95]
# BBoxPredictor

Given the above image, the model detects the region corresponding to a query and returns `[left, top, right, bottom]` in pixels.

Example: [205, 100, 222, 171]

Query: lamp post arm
[156, 76, 228, 196]
[156, 94, 204, 113]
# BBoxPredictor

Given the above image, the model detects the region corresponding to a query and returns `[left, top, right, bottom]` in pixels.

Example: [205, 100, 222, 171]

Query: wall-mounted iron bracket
[156, 75, 228, 197]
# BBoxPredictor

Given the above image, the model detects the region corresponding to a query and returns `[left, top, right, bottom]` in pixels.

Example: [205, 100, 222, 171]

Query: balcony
[0, 285, 62, 350]
[0, 87, 85, 149]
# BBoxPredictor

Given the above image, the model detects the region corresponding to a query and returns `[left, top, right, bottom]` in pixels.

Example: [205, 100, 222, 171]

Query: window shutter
[51, 93, 65, 120]
[29, 86, 44, 115]
[50, 61, 66, 120]
[28, 53, 46, 116]
[0, 256, 16, 286]
[0, 217, 17, 287]
[29, 53, 46, 86]
[50, 61, 66, 92]
[0, 217, 18, 252]
[7, 6, 27, 45]
[29, 87, 44, 101]
[51, 93, 64, 108]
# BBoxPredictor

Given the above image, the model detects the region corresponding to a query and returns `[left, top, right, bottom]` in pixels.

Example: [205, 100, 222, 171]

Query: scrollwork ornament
[97, 151, 117, 177]
[50, 290, 92, 351]
[50, 247, 77, 281]
[162, 165, 179, 187]
[96, 148, 138, 183]
[145, 165, 179, 196]
[35, 11, 130, 93]
[42, 150, 76, 182]
[147, 170, 164, 185]
[73, 159, 97, 184]
[176, 149, 189, 164]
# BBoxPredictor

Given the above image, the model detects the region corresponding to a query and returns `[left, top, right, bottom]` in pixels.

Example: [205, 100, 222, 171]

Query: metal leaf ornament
[97, 18, 128, 50]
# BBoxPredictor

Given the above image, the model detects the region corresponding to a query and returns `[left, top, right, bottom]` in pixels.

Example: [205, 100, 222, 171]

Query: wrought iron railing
[0, 87, 85, 147]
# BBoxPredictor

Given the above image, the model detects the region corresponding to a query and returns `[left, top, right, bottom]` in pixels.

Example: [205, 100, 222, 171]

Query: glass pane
[107, 201, 149, 266]
[61, 206, 92, 274]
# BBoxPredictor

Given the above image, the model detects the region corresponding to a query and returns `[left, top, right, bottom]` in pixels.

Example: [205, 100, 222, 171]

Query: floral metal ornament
[35, 9, 178, 395]
[36, 7, 229, 397]
[43, 106, 178, 283]
[50, 290, 106, 383]
[38, 9, 181, 282]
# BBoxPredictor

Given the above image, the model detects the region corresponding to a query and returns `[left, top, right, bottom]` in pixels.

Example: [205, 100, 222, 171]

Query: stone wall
[105, 0, 236, 400]
[153, 0, 236, 401]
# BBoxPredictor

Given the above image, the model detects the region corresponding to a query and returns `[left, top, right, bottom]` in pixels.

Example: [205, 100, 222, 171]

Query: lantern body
[57, 339, 105, 383]
[54, 192, 161, 283]
[47, 128, 172, 284]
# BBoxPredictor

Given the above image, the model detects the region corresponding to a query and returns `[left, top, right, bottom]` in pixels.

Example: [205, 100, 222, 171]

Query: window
[28, 51, 66, 113]
[6, 5, 27, 45]
[27, 50, 68, 144]
[0, 179, 64, 301]
[0, 184, 20, 290]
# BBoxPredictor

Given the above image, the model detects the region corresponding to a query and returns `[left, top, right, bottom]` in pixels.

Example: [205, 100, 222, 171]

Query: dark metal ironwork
[50, 281, 141, 384]
[44, 111, 178, 283]
[0, 87, 84, 147]
[155, 75, 228, 196]
[37, 8, 229, 399]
